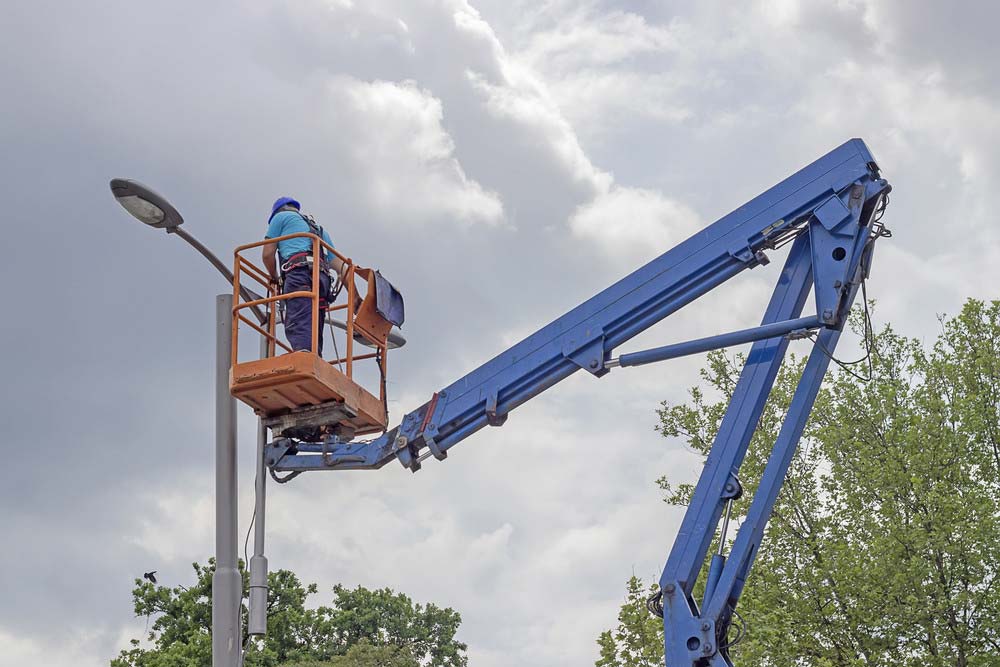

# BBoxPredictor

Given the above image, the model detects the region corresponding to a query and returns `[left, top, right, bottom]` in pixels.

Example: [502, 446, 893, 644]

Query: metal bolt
[589, 359, 599, 369]
[701, 622, 711, 631]
[703, 643, 713, 654]
[664, 583, 676, 594]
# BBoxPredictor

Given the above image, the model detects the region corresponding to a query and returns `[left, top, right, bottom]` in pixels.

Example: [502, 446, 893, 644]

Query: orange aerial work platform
[228, 232, 402, 440]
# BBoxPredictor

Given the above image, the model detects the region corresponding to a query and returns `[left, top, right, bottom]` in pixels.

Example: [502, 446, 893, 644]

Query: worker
[262, 197, 345, 356]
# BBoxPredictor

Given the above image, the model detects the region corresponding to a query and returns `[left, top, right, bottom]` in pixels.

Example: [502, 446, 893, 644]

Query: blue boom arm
[265, 138, 891, 666]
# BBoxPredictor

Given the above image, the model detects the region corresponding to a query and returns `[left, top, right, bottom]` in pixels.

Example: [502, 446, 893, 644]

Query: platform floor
[230, 351, 387, 436]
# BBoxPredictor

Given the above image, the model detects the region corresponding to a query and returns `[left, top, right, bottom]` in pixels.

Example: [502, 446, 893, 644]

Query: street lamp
[111, 178, 243, 667]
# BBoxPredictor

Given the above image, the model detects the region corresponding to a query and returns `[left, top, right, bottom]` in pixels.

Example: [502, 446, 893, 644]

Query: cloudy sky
[1, 1, 998, 665]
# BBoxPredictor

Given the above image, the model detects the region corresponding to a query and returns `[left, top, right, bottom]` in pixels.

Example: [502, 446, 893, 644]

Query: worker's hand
[269, 278, 281, 293]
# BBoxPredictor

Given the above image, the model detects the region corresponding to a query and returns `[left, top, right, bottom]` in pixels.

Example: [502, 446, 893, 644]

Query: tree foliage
[112, 560, 466, 667]
[598, 300, 1000, 666]
[596, 576, 663, 667]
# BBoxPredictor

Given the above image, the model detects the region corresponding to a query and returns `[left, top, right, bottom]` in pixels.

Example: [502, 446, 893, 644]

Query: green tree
[596, 576, 663, 667]
[284, 640, 419, 667]
[598, 300, 1000, 666]
[112, 560, 466, 667]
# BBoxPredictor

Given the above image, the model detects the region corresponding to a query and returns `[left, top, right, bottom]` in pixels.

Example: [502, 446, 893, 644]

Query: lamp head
[110, 178, 184, 230]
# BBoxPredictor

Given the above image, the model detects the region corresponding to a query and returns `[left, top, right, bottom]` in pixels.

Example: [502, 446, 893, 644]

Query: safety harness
[278, 211, 338, 307]
[279, 212, 334, 274]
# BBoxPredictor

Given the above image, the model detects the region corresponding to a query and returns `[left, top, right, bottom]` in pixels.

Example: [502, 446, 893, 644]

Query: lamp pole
[110, 179, 250, 667]
[214, 293, 241, 667]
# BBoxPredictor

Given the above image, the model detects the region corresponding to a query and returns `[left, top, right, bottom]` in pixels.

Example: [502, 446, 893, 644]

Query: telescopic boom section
[267, 138, 891, 667]
[268, 139, 890, 480]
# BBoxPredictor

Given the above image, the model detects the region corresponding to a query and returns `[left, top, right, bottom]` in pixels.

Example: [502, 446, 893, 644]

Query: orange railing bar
[311, 235, 319, 356]
[331, 352, 379, 364]
[236, 255, 271, 286]
[235, 290, 314, 310]
[238, 312, 293, 354]
[346, 263, 354, 378]
[234, 232, 345, 264]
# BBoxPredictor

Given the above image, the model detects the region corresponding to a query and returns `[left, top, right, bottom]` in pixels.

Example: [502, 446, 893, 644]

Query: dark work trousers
[282, 266, 331, 356]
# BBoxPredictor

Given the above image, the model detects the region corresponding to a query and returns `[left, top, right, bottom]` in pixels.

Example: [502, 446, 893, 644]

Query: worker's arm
[331, 255, 347, 278]
[262, 241, 279, 283]
[263, 215, 286, 285]
[324, 232, 348, 279]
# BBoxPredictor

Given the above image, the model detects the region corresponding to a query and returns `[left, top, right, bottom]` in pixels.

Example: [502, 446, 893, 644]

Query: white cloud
[503, 4, 692, 137]
[124, 486, 214, 562]
[569, 186, 701, 265]
[465, 62, 612, 195]
[331, 77, 505, 226]
[520, 7, 680, 70]
[0, 629, 107, 667]
[757, 0, 802, 27]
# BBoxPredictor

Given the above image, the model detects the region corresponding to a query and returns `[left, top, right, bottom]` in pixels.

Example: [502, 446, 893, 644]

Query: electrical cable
[764, 216, 811, 251]
[719, 607, 747, 650]
[269, 468, 301, 484]
[376, 347, 389, 429]
[243, 502, 255, 581]
[806, 281, 875, 382]
[647, 590, 664, 618]
[327, 273, 345, 373]
[237, 468, 259, 667]
[329, 320, 344, 373]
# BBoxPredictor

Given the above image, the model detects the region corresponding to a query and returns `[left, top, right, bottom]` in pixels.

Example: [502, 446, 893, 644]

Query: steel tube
[248, 335, 269, 636]
[615, 315, 821, 368]
[213, 294, 241, 667]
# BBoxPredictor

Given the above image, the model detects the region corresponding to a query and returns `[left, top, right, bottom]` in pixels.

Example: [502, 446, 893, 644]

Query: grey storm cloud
[2, 1, 999, 666]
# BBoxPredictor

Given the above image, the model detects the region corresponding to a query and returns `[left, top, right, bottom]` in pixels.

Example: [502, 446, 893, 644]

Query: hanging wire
[647, 590, 664, 618]
[326, 273, 346, 373]
[376, 347, 389, 429]
[269, 468, 301, 484]
[806, 280, 876, 382]
[719, 607, 747, 650]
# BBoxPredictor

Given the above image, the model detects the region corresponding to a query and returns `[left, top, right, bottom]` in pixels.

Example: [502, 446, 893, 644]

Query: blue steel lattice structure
[264, 138, 891, 666]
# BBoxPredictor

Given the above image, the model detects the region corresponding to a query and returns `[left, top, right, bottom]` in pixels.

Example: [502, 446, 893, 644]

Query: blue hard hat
[269, 196, 300, 221]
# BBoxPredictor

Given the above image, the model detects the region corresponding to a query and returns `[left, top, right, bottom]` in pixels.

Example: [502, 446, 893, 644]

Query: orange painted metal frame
[230, 232, 390, 426]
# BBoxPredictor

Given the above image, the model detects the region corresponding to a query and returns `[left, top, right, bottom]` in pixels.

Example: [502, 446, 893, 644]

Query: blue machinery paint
[264, 138, 891, 666]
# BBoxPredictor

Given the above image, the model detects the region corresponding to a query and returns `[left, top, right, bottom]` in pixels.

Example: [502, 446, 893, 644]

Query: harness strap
[280, 253, 332, 310]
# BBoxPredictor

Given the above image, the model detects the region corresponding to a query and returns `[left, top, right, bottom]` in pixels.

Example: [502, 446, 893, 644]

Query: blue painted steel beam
[661, 235, 814, 667]
[272, 138, 888, 474]
[662, 163, 883, 666]
[613, 314, 821, 369]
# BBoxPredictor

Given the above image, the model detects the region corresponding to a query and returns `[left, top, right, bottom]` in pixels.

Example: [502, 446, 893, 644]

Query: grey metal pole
[213, 294, 241, 667]
[248, 334, 269, 636]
